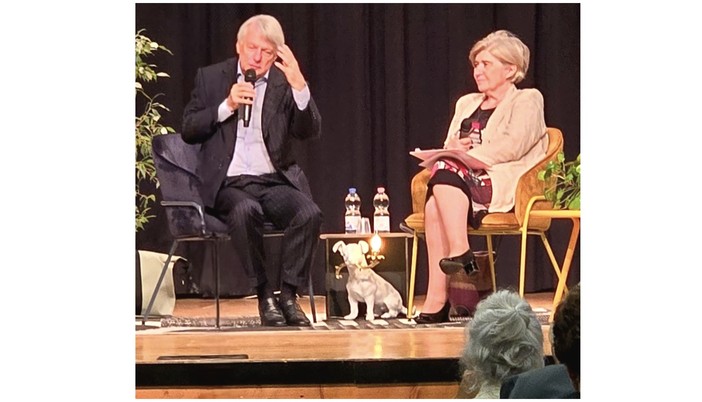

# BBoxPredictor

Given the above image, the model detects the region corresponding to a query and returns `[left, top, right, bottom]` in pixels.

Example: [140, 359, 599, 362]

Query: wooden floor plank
[136, 383, 460, 399]
[136, 293, 554, 363]
[136, 292, 555, 398]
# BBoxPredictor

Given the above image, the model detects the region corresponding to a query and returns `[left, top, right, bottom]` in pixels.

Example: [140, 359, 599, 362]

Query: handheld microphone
[243, 69, 257, 127]
[459, 118, 472, 139]
[459, 118, 483, 143]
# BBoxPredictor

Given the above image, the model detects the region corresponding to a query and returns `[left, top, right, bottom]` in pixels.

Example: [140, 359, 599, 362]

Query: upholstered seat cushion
[404, 213, 425, 231]
[404, 211, 525, 233]
[404, 210, 549, 233]
[477, 212, 520, 229]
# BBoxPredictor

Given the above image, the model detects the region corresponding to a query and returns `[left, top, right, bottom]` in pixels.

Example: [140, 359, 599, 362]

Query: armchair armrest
[161, 200, 208, 237]
[514, 127, 563, 228]
[514, 158, 557, 230]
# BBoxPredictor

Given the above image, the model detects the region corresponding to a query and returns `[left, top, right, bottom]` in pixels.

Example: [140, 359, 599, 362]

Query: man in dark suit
[182, 14, 322, 327]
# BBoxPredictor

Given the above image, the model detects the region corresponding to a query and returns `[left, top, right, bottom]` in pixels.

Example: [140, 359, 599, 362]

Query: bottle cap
[349, 187, 356, 193]
[377, 187, 385, 193]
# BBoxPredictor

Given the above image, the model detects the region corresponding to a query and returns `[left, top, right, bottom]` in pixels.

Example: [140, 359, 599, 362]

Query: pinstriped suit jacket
[182, 57, 322, 208]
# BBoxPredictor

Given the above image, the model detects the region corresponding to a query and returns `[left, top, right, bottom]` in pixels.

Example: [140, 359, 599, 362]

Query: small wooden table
[526, 209, 580, 320]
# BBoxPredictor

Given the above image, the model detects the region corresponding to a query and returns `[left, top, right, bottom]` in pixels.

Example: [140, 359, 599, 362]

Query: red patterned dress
[427, 107, 495, 229]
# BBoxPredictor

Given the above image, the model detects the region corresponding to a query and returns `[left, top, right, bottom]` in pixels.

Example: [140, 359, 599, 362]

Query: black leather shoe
[415, 302, 451, 324]
[439, 249, 478, 275]
[279, 297, 311, 327]
[258, 297, 286, 327]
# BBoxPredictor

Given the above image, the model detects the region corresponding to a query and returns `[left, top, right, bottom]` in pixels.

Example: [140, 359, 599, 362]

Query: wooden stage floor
[135, 292, 555, 398]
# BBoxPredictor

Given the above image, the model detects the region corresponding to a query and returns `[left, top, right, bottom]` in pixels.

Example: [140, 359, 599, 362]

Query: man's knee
[295, 203, 323, 230]
[226, 199, 264, 227]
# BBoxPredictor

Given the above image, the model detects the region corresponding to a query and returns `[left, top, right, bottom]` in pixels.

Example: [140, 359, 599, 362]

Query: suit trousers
[213, 173, 323, 290]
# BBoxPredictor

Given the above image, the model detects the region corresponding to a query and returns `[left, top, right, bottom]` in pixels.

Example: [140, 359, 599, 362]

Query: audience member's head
[551, 283, 580, 391]
[499, 283, 581, 399]
[458, 289, 544, 397]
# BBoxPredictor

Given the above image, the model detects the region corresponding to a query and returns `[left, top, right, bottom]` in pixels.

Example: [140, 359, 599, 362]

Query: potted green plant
[538, 152, 580, 210]
[135, 29, 174, 231]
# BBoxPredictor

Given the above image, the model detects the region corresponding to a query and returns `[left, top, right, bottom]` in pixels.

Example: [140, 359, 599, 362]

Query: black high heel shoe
[439, 249, 478, 275]
[415, 301, 451, 324]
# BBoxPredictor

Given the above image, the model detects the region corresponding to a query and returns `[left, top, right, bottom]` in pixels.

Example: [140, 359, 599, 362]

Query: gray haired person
[182, 14, 322, 327]
[456, 289, 544, 398]
[500, 283, 580, 398]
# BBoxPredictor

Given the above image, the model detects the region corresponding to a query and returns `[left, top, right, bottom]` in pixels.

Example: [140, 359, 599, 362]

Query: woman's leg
[423, 195, 451, 313]
[422, 184, 472, 314]
[432, 184, 471, 257]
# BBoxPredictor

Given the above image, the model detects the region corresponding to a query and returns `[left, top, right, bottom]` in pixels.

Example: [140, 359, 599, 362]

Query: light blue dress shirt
[218, 64, 311, 177]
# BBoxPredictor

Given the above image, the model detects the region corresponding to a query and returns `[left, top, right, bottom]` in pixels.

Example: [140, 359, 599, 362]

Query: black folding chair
[142, 133, 317, 328]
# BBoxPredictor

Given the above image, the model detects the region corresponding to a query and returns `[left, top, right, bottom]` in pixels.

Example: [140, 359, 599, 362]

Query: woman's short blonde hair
[469, 30, 530, 84]
[237, 14, 285, 48]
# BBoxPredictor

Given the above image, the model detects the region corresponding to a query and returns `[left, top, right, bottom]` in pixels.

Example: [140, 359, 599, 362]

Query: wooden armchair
[403, 127, 565, 319]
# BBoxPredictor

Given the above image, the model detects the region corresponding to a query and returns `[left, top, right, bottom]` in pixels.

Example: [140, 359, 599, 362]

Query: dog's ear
[358, 240, 369, 254]
[332, 241, 346, 254]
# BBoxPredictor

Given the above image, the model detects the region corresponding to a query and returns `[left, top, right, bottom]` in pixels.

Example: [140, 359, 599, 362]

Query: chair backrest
[152, 133, 227, 237]
[513, 127, 564, 227]
[152, 132, 202, 197]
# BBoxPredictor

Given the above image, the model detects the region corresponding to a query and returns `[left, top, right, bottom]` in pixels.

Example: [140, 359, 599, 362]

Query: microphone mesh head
[244, 69, 257, 83]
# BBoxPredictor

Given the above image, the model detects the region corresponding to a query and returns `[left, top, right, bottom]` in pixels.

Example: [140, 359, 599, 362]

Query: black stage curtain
[135, 3, 580, 297]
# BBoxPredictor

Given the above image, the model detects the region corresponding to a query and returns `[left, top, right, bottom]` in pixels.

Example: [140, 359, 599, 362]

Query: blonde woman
[418, 30, 547, 323]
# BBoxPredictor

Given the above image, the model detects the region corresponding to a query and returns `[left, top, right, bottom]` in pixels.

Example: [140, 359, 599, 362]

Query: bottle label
[345, 216, 360, 233]
[373, 216, 390, 232]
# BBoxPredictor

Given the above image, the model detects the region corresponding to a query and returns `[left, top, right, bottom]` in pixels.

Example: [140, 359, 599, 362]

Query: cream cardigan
[443, 84, 547, 212]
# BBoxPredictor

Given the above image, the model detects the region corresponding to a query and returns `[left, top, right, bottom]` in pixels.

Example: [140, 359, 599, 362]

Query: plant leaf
[135, 29, 173, 232]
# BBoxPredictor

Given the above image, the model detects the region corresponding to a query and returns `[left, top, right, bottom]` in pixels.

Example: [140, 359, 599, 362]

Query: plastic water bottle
[344, 188, 362, 233]
[372, 187, 390, 233]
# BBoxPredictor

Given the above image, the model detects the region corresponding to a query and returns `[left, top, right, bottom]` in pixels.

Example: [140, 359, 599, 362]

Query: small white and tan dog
[332, 240, 409, 321]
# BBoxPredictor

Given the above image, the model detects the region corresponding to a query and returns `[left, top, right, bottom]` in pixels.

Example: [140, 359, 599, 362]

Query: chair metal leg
[142, 240, 179, 325]
[549, 217, 579, 320]
[518, 227, 529, 297]
[304, 238, 318, 323]
[405, 231, 419, 322]
[213, 239, 221, 329]
[307, 266, 317, 323]
[485, 234, 497, 292]
[539, 233, 564, 284]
